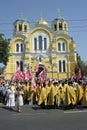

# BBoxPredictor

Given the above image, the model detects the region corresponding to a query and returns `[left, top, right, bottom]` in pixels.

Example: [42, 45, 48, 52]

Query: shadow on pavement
[1, 106, 18, 113]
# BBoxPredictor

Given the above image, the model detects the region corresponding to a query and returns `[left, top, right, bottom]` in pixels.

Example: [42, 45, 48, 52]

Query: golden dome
[35, 17, 48, 26]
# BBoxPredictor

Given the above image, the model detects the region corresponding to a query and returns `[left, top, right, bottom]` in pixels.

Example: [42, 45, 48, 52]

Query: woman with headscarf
[16, 85, 24, 112]
[6, 85, 15, 110]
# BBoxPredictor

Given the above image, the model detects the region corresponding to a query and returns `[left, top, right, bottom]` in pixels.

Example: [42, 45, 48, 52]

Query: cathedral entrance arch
[35, 64, 46, 78]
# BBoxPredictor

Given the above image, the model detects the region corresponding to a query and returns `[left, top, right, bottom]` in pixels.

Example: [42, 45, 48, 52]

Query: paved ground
[0, 104, 87, 130]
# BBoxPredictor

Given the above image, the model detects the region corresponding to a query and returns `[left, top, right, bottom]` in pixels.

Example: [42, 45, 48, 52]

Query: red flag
[38, 68, 46, 82]
[24, 69, 33, 82]
[78, 69, 82, 79]
[24, 70, 28, 82]
[35, 64, 39, 72]
[11, 74, 16, 82]
[71, 71, 76, 82]
[11, 70, 24, 82]
[38, 70, 44, 79]
[30, 78, 36, 91]
[43, 66, 46, 72]
[38, 70, 46, 86]
[28, 69, 33, 77]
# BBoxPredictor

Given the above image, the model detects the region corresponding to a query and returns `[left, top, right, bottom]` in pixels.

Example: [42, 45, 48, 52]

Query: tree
[75, 53, 87, 77]
[0, 33, 10, 65]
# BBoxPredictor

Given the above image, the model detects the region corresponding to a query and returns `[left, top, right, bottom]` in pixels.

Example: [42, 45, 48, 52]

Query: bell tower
[13, 11, 30, 37]
[51, 10, 68, 35]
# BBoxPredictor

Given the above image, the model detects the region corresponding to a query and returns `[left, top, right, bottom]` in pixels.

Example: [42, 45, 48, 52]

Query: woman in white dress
[6, 85, 15, 110]
[16, 87, 24, 112]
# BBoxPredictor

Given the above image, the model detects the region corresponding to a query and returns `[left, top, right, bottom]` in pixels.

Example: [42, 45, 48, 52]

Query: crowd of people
[0, 81, 24, 112]
[0, 77, 87, 112]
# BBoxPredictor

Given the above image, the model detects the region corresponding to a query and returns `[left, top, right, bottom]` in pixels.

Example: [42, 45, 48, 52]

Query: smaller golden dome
[35, 17, 48, 26]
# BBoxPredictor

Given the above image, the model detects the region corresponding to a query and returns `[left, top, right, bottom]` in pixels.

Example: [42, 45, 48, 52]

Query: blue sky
[0, 0, 87, 62]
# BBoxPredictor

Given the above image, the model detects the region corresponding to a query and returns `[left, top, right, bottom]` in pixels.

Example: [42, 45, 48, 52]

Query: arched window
[16, 61, 20, 71]
[58, 43, 61, 51]
[54, 24, 57, 31]
[44, 38, 47, 50]
[21, 44, 23, 52]
[39, 36, 42, 50]
[16, 44, 19, 52]
[58, 40, 66, 52]
[58, 60, 66, 72]
[16, 61, 23, 71]
[59, 23, 62, 30]
[32, 32, 49, 52]
[16, 42, 24, 53]
[24, 25, 27, 32]
[19, 24, 22, 31]
[34, 38, 37, 50]
[63, 60, 66, 72]
[59, 60, 62, 72]
[64, 24, 67, 30]
[62, 43, 65, 51]
[20, 61, 23, 71]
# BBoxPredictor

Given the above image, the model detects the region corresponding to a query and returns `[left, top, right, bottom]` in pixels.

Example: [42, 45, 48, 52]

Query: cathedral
[5, 13, 77, 80]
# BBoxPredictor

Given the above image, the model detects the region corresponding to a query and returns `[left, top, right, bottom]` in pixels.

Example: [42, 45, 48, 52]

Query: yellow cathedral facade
[5, 14, 77, 80]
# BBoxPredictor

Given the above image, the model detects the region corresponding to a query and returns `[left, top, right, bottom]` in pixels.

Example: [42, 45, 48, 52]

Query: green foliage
[0, 33, 10, 65]
[0, 67, 4, 75]
[75, 53, 87, 76]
